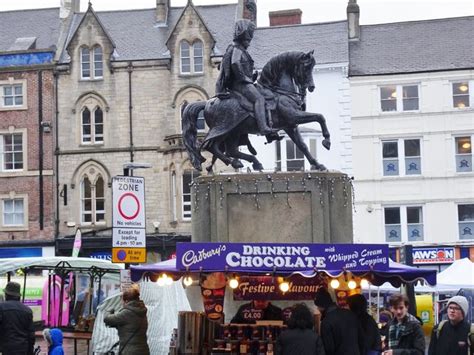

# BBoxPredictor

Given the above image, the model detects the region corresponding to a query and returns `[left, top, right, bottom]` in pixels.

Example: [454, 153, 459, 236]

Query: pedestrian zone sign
[112, 176, 146, 263]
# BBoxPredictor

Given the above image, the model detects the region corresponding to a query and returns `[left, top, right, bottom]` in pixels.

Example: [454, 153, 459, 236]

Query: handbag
[106, 326, 141, 355]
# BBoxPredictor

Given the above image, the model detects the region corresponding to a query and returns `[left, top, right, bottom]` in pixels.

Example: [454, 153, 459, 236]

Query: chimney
[60, 0, 80, 19]
[156, 0, 170, 24]
[237, 0, 257, 25]
[347, 0, 360, 41]
[269, 9, 302, 27]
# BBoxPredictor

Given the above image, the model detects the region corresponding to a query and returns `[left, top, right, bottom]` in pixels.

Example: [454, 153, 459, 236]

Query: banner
[176, 243, 389, 273]
[412, 247, 455, 264]
[200, 273, 227, 320]
[233, 274, 325, 301]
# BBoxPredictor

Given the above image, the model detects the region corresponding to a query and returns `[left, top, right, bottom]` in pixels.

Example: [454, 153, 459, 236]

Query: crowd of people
[0, 280, 472, 355]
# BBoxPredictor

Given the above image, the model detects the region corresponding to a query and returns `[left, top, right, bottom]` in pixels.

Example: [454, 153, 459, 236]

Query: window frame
[80, 45, 104, 80]
[0, 194, 28, 231]
[275, 137, 317, 172]
[182, 170, 200, 220]
[379, 84, 420, 113]
[0, 80, 27, 110]
[452, 81, 472, 109]
[179, 39, 204, 75]
[81, 106, 104, 145]
[381, 138, 422, 177]
[383, 205, 424, 243]
[458, 203, 474, 240]
[80, 175, 106, 225]
[454, 135, 473, 173]
[0, 132, 25, 172]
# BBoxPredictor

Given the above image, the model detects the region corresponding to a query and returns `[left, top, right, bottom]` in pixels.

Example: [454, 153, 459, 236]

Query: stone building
[54, 0, 240, 260]
[348, 5, 474, 269]
[0, 8, 59, 257]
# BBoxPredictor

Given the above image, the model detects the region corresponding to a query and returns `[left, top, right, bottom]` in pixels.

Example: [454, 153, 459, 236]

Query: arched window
[81, 174, 106, 224]
[81, 106, 104, 144]
[180, 40, 204, 75]
[80, 45, 103, 80]
[171, 170, 177, 222]
[182, 169, 200, 220]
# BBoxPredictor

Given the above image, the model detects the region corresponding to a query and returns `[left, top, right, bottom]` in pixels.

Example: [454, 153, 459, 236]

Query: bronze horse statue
[182, 50, 331, 172]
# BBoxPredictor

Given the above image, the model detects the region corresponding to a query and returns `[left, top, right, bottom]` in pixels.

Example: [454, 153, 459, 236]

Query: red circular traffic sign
[118, 192, 140, 220]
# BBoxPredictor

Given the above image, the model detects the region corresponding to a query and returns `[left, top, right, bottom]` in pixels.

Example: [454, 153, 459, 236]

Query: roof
[250, 20, 349, 69]
[0, 7, 61, 52]
[349, 16, 474, 76]
[63, 4, 237, 62]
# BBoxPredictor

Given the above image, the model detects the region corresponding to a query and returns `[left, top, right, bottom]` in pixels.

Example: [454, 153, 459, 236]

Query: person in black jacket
[428, 295, 472, 355]
[276, 303, 325, 355]
[348, 293, 382, 354]
[383, 293, 425, 355]
[0, 281, 35, 355]
[231, 300, 282, 324]
[314, 287, 365, 355]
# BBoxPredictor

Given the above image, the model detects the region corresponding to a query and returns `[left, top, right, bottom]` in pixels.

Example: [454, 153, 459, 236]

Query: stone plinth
[191, 172, 353, 243]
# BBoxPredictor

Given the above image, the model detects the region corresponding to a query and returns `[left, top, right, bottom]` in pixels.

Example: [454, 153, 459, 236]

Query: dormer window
[81, 46, 103, 80]
[180, 40, 204, 75]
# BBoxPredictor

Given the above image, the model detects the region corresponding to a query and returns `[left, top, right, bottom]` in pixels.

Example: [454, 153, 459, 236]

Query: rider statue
[216, 19, 280, 142]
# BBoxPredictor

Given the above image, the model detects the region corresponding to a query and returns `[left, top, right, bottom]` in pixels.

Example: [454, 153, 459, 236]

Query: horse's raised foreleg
[225, 135, 264, 171]
[293, 111, 331, 150]
[284, 127, 327, 171]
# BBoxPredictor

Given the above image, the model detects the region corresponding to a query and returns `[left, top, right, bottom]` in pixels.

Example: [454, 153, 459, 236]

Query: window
[275, 138, 316, 172]
[81, 46, 103, 80]
[81, 107, 104, 144]
[2, 84, 23, 107]
[382, 139, 421, 176]
[458, 204, 474, 240]
[380, 85, 419, 112]
[1, 133, 23, 171]
[384, 206, 424, 242]
[453, 82, 470, 109]
[171, 171, 177, 222]
[3, 198, 24, 226]
[180, 40, 204, 75]
[182, 170, 200, 220]
[455, 136, 472, 172]
[81, 175, 105, 224]
[286, 140, 304, 171]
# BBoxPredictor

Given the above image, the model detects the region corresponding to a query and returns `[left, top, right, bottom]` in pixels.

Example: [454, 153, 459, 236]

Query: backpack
[436, 320, 474, 354]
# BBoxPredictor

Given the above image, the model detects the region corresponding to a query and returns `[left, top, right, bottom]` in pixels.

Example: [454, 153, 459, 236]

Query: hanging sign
[176, 243, 389, 273]
[233, 274, 325, 301]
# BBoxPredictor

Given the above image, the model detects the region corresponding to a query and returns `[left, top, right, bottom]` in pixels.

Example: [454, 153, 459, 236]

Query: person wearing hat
[313, 287, 365, 355]
[428, 295, 472, 355]
[0, 281, 35, 355]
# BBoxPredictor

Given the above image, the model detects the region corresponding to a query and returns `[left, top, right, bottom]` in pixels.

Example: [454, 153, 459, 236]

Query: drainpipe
[38, 70, 44, 230]
[54, 71, 60, 240]
[128, 62, 134, 166]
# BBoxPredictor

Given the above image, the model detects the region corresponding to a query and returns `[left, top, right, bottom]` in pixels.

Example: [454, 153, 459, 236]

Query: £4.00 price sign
[112, 176, 146, 263]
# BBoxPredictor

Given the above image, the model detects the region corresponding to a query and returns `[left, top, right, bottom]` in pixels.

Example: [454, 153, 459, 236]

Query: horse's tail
[182, 100, 207, 171]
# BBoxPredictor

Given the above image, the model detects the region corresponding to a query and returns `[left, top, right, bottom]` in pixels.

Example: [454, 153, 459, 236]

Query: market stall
[131, 242, 437, 354]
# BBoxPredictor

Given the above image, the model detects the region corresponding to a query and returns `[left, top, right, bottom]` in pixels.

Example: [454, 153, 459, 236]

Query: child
[43, 328, 64, 355]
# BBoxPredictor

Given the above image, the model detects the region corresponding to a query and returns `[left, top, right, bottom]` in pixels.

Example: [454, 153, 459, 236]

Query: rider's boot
[254, 101, 272, 136]
[265, 132, 283, 144]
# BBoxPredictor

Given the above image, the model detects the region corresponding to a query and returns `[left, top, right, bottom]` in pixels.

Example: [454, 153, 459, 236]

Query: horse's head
[295, 50, 316, 93]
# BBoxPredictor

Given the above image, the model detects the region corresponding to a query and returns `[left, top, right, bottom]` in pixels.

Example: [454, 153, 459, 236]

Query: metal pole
[58, 273, 65, 327]
[22, 270, 27, 302]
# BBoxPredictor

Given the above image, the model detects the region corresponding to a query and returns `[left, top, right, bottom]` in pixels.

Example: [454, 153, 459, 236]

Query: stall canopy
[437, 258, 474, 288]
[131, 258, 437, 287]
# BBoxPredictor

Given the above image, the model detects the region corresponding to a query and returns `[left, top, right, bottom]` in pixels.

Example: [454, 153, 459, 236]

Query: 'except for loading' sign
[112, 247, 146, 263]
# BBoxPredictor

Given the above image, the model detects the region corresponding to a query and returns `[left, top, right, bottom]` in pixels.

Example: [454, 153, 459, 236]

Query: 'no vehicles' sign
[112, 176, 146, 263]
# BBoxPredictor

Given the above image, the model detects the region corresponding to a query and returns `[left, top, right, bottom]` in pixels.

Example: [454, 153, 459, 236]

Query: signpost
[112, 176, 146, 263]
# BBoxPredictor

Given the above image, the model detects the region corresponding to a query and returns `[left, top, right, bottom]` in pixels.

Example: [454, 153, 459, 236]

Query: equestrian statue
[182, 19, 331, 172]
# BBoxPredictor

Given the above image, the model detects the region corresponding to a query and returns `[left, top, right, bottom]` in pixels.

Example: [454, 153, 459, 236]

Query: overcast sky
[1, 0, 472, 26]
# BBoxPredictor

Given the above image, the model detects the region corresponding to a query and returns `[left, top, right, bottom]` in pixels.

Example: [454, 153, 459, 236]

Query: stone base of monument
[191, 171, 353, 243]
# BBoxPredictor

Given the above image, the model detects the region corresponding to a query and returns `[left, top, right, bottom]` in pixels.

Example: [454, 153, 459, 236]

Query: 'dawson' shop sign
[176, 243, 389, 273]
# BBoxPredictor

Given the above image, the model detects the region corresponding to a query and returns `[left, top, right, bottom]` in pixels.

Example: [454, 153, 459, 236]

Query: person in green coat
[104, 286, 150, 355]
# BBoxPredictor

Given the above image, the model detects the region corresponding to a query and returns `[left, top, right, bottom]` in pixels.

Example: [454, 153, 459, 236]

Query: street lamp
[123, 162, 152, 176]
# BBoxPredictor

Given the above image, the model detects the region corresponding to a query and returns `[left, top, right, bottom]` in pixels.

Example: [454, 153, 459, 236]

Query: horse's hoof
[252, 162, 264, 171]
[322, 139, 331, 151]
[231, 160, 244, 169]
[311, 163, 327, 171]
